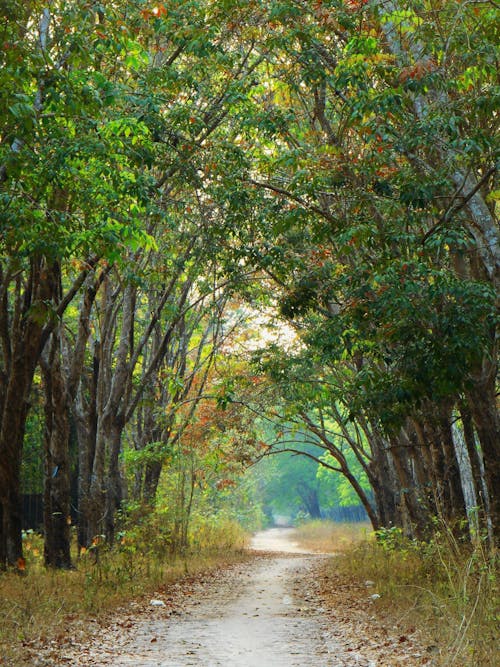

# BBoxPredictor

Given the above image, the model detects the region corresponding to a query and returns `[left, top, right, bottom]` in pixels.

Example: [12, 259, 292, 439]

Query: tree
[0, 0, 270, 565]
[1, 0, 497, 565]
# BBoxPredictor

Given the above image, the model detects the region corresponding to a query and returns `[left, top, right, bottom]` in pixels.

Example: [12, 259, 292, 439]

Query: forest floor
[25, 528, 435, 667]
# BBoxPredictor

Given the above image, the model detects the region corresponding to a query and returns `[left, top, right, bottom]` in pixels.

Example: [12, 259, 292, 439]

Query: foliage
[253, 439, 370, 520]
[124, 359, 268, 553]
[0, 1, 157, 262]
[237, 0, 499, 542]
[0, 0, 497, 570]
[317, 451, 370, 509]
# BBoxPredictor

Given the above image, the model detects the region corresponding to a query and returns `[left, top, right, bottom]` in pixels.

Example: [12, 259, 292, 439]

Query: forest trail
[43, 529, 371, 667]
[38, 529, 428, 667]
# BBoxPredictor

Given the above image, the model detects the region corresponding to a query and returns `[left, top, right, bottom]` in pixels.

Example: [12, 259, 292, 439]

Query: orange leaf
[153, 4, 167, 17]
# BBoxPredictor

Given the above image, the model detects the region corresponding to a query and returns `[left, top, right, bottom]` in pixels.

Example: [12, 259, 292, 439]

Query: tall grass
[320, 522, 498, 666]
[189, 515, 249, 552]
[292, 519, 373, 553]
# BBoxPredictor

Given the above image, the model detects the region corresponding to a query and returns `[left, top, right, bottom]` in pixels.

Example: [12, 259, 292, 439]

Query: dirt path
[38, 529, 429, 666]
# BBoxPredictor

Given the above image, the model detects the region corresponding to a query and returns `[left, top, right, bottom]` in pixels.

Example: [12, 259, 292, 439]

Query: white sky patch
[222, 304, 298, 355]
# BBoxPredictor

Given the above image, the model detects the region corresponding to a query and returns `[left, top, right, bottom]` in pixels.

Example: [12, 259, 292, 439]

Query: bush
[188, 513, 249, 552]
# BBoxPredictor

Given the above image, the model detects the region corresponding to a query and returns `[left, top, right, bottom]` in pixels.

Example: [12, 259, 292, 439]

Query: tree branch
[422, 165, 498, 245]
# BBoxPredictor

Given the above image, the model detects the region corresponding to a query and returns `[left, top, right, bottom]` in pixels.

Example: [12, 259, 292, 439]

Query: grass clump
[189, 515, 249, 553]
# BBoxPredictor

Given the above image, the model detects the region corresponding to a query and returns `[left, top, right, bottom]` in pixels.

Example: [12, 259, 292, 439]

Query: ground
[29, 529, 434, 666]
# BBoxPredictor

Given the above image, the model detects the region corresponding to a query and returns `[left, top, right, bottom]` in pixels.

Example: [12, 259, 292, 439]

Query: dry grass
[292, 519, 373, 553]
[317, 522, 499, 667]
[0, 529, 252, 666]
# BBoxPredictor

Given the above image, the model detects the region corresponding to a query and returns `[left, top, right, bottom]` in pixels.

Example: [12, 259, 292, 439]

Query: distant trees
[253, 426, 371, 524]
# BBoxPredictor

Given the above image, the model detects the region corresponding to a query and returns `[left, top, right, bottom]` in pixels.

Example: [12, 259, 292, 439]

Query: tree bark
[0, 258, 52, 568]
[388, 433, 430, 539]
[437, 404, 467, 528]
[41, 330, 72, 569]
[458, 402, 492, 539]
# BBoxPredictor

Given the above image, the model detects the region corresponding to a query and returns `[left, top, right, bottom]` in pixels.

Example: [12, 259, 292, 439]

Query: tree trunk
[0, 469, 24, 569]
[451, 417, 479, 535]
[458, 402, 492, 540]
[465, 377, 500, 546]
[389, 433, 430, 539]
[104, 420, 126, 545]
[41, 332, 73, 569]
[143, 461, 163, 504]
[0, 256, 98, 567]
[360, 419, 402, 528]
[410, 418, 440, 518]
[0, 306, 45, 567]
[75, 360, 98, 549]
[437, 404, 467, 529]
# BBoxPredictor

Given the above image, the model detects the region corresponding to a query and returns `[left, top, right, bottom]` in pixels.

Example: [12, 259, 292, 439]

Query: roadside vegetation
[294, 520, 499, 667]
[292, 519, 372, 553]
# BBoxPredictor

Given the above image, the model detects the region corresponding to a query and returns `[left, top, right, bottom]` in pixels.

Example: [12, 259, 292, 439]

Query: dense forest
[0, 0, 498, 570]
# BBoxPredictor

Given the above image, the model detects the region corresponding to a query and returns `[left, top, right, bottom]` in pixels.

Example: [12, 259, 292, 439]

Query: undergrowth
[326, 522, 499, 666]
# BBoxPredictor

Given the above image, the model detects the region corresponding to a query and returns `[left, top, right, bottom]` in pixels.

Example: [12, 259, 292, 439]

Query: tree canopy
[0, 0, 498, 568]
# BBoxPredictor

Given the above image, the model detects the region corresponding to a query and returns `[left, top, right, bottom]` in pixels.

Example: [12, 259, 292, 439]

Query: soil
[30, 528, 435, 666]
